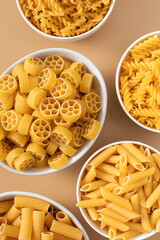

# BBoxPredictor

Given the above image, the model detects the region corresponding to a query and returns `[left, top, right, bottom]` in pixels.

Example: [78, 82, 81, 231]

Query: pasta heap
[120, 35, 160, 130]
[77, 142, 160, 240]
[0, 195, 83, 240]
[19, 0, 111, 37]
[0, 55, 102, 171]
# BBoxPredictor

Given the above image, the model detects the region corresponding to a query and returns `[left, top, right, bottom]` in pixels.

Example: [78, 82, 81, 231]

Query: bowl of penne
[0, 191, 89, 240]
[116, 31, 160, 133]
[76, 140, 160, 240]
[16, 0, 116, 41]
[0, 48, 107, 175]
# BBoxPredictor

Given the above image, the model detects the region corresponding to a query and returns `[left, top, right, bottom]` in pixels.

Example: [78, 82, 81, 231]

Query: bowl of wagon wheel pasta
[116, 31, 160, 133]
[0, 48, 107, 175]
[16, 0, 116, 41]
[0, 191, 89, 240]
[76, 140, 160, 240]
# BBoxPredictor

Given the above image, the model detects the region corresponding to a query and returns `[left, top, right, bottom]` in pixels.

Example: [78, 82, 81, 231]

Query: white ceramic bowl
[0, 48, 107, 175]
[76, 140, 159, 240]
[16, 0, 116, 41]
[116, 31, 160, 133]
[0, 191, 89, 240]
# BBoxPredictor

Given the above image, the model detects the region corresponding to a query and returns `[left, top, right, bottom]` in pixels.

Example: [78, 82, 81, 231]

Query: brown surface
[0, 0, 160, 239]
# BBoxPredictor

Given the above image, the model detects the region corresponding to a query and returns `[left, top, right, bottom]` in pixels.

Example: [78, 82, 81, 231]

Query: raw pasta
[77, 142, 160, 239]
[0, 55, 101, 171]
[19, 0, 112, 38]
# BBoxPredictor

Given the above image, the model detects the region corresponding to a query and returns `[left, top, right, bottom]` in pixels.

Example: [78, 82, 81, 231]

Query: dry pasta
[0, 196, 83, 240]
[77, 142, 160, 239]
[0, 55, 101, 171]
[19, 0, 112, 38]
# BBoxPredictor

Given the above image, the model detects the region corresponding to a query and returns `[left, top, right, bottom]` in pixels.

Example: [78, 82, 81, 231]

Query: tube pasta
[96, 169, 117, 183]
[0, 201, 14, 214]
[76, 198, 106, 208]
[19, 208, 33, 240]
[80, 180, 106, 192]
[4, 205, 20, 224]
[41, 232, 53, 240]
[56, 211, 73, 225]
[45, 213, 54, 229]
[97, 208, 129, 222]
[0, 224, 19, 238]
[97, 163, 120, 176]
[119, 154, 127, 185]
[12, 216, 21, 227]
[0, 217, 7, 226]
[87, 208, 97, 221]
[32, 211, 45, 240]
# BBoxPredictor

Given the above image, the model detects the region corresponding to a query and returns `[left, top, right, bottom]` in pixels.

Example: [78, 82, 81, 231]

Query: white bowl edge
[0, 48, 107, 176]
[76, 140, 160, 240]
[115, 31, 160, 133]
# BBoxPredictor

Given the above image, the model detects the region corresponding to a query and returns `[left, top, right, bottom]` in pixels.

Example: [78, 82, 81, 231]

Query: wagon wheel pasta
[0, 75, 17, 95]
[77, 142, 160, 239]
[19, 0, 112, 38]
[81, 119, 101, 140]
[119, 35, 160, 130]
[82, 92, 102, 114]
[0, 54, 102, 171]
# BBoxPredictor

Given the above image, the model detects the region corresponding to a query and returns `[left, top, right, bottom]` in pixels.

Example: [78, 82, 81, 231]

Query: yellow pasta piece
[119, 154, 127, 185]
[70, 127, 85, 148]
[126, 222, 148, 233]
[50, 78, 72, 100]
[32, 210, 45, 240]
[14, 91, 33, 114]
[6, 148, 24, 168]
[26, 143, 46, 161]
[39, 97, 60, 119]
[0, 103, 6, 120]
[98, 208, 129, 223]
[50, 126, 72, 146]
[67, 85, 78, 100]
[97, 163, 120, 176]
[46, 141, 58, 155]
[63, 59, 71, 70]
[45, 213, 55, 229]
[56, 211, 73, 225]
[59, 145, 77, 157]
[53, 116, 71, 129]
[80, 73, 93, 93]
[130, 194, 140, 214]
[140, 205, 152, 232]
[76, 198, 106, 208]
[0, 93, 13, 110]
[80, 180, 106, 192]
[11, 63, 24, 78]
[7, 132, 28, 147]
[1, 110, 22, 131]
[18, 71, 30, 93]
[81, 111, 97, 122]
[41, 232, 53, 240]
[0, 75, 17, 95]
[18, 114, 33, 135]
[14, 152, 35, 171]
[82, 92, 101, 113]
[11, 216, 21, 227]
[81, 119, 101, 140]
[24, 57, 44, 75]
[38, 68, 56, 90]
[75, 100, 86, 119]
[0, 224, 19, 238]
[70, 62, 86, 78]
[0, 124, 7, 140]
[109, 227, 117, 240]
[0, 139, 12, 161]
[33, 155, 48, 168]
[146, 183, 160, 208]
[19, 208, 33, 240]
[60, 68, 81, 88]
[48, 151, 68, 169]
[28, 75, 38, 91]
[14, 196, 50, 212]
[144, 176, 152, 199]
[50, 220, 83, 240]
[4, 205, 20, 224]
[27, 87, 46, 109]
[114, 231, 139, 240]
[44, 56, 64, 75]
[86, 208, 97, 221]
[60, 99, 81, 123]
[30, 118, 51, 142]
[0, 200, 14, 214]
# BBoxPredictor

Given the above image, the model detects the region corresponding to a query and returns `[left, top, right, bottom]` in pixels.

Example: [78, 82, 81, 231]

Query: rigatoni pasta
[0, 55, 102, 171]
[0, 195, 84, 240]
[77, 142, 160, 239]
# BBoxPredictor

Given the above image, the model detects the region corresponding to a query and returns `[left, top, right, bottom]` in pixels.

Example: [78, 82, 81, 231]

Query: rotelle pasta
[0, 55, 102, 171]
[19, 0, 112, 38]
[119, 34, 160, 130]
[77, 142, 160, 239]
[0, 195, 83, 240]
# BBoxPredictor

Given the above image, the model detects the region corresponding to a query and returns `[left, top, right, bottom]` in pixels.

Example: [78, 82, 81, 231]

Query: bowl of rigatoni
[0, 191, 89, 240]
[76, 141, 160, 240]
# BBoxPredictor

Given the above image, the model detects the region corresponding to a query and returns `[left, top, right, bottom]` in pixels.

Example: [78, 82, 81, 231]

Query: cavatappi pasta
[19, 0, 112, 38]
[0, 55, 101, 171]
[0, 195, 83, 240]
[119, 34, 160, 130]
[77, 142, 160, 239]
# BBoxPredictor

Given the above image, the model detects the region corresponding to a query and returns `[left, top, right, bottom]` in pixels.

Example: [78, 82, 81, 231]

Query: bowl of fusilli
[16, 0, 116, 41]
[116, 31, 160, 133]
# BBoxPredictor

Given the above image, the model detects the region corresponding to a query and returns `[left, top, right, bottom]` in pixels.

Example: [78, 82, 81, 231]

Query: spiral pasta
[119, 35, 160, 129]
[0, 55, 102, 171]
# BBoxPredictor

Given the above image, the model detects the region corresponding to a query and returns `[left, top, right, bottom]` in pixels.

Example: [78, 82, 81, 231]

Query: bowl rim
[0, 48, 107, 176]
[0, 190, 90, 240]
[16, 0, 116, 41]
[76, 140, 159, 239]
[115, 31, 160, 133]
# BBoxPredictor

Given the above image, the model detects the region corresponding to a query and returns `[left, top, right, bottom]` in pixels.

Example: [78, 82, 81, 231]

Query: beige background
[0, 0, 160, 239]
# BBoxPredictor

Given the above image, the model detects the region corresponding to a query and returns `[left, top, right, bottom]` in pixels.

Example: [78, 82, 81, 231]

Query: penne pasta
[85, 183, 118, 199]
[97, 163, 120, 176]
[81, 166, 96, 187]
[76, 198, 106, 208]
[156, 218, 160, 232]
[109, 227, 117, 239]
[97, 208, 129, 222]
[114, 230, 139, 240]
[145, 148, 160, 182]
[144, 176, 152, 199]
[123, 189, 137, 200]
[146, 183, 160, 208]
[140, 205, 152, 232]
[150, 209, 160, 229]
[130, 194, 140, 214]
[137, 187, 146, 208]
[96, 169, 117, 183]
[126, 222, 148, 233]
[119, 154, 127, 185]
[152, 153, 160, 169]
[80, 180, 106, 192]
[104, 155, 121, 164]
[87, 208, 97, 221]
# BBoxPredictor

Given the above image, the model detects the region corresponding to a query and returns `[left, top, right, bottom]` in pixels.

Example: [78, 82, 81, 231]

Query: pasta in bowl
[76, 141, 160, 240]
[0, 48, 107, 175]
[116, 31, 160, 133]
[0, 191, 89, 240]
[16, 0, 116, 41]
